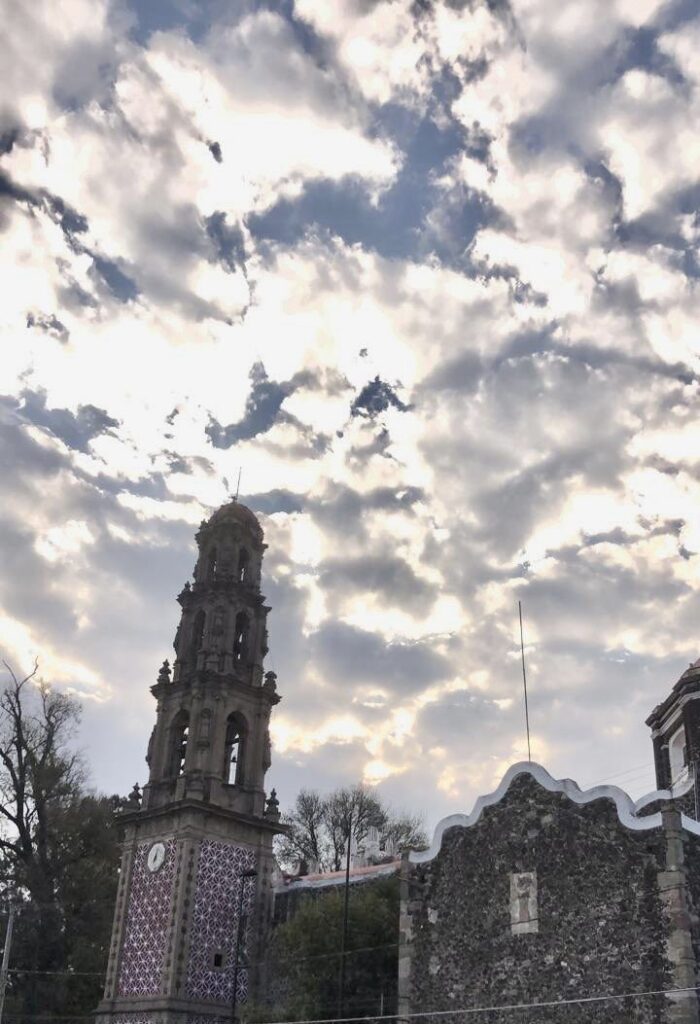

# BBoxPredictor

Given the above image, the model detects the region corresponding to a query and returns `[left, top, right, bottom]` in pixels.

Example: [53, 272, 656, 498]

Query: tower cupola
[141, 499, 279, 816]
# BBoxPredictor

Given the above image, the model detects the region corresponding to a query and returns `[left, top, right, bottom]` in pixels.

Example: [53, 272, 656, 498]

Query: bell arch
[224, 711, 247, 785]
[233, 611, 249, 664]
[237, 547, 250, 584]
[169, 710, 189, 777]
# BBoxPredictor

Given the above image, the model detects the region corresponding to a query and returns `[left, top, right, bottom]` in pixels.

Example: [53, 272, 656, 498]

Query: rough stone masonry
[399, 764, 700, 1024]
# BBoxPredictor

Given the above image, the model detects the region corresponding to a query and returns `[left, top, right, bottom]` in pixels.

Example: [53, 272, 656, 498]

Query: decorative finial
[126, 783, 142, 810]
[265, 788, 280, 819]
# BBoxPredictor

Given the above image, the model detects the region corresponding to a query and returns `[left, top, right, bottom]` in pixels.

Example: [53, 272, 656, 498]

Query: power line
[2, 984, 699, 1022]
[5, 875, 689, 982]
[517, 601, 531, 763]
[8, 969, 104, 977]
[247, 985, 700, 1024]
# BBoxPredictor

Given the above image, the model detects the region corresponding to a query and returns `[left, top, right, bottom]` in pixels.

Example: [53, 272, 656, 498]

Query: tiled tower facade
[96, 501, 284, 1024]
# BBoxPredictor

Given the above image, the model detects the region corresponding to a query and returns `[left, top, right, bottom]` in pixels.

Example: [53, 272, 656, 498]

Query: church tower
[97, 500, 284, 1024]
[647, 657, 700, 792]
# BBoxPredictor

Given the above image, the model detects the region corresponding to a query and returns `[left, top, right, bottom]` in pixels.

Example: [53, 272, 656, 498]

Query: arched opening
[224, 713, 246, 785]
[170, 711, 189, 776]
[233, 612, 249, 663]
[191, 609, 206, 658]
[669, 725, 688, 785]
[207, 546, 218, 578]
[237, 547, 250, 584]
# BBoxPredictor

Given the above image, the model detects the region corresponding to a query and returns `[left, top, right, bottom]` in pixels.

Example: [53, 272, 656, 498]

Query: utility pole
[0, 899, 16, 1024]
[231, 869, 257, 1024]
[518, 601, 532, 762]
[337, 811, 353, 1019]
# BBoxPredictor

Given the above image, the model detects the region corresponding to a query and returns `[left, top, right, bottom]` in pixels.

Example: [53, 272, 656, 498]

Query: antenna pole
[235, 468, 242, 501]
[0, 898, 16, 1024]
[519, 600, 532, 763]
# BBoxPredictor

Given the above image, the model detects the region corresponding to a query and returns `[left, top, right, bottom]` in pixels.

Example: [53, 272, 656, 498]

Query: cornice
[410, 761, 700, 865]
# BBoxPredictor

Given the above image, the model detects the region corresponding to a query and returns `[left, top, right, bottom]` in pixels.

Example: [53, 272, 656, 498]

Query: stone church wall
[400, 770, 697, 1024]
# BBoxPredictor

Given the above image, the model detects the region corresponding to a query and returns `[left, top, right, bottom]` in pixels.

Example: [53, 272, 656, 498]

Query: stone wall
[401, 771, 699, 1024]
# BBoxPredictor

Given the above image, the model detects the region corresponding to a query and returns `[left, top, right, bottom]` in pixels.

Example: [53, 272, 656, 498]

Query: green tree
[258, 876, 399, 1022]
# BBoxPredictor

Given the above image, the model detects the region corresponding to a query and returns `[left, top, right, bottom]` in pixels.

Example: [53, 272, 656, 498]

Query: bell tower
[97, 500, 283, 1024]
[648, 658, 700, 794]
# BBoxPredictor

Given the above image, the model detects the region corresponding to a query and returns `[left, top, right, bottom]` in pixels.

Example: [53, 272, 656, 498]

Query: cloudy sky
[1, 0, 699, 829]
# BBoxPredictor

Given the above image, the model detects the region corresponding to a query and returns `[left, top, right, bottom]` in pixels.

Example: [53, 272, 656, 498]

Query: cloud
[0, 0, 699, 824]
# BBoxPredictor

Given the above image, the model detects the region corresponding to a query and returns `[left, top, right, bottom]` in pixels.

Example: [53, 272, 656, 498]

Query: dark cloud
[248, 101, 494, 264]
[247, 490, 305, 516]
[164, 452, 214, 475]
[319, 554, 437, 613]
[206, 363, 331, 449]
[89, 255, 139, 302]
[206, 362, 294, 447]
[26, 311, 70, 343]
[0, 127, 20, 155]
[205, 212, 246, 270]
[308, 484, 426, 540]
[310, 620, 451, 694]
[5, 389, 119, 453]
[207, 140, 223, 163]
[351, 377, 410, 418]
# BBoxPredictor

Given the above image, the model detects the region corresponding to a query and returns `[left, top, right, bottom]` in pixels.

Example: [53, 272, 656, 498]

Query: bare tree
[0, 660, 117, 1024]
[0, 660, 83, 902]
[276, 783, 427, 873]
[323, 785, 385, 871]
[277, 789, 326, 871]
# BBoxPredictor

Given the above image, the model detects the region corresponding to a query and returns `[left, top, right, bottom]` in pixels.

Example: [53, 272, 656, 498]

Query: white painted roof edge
[274, 861, 399, 893]
[410, 761, 700, 864]
[634, 774, 694, 811]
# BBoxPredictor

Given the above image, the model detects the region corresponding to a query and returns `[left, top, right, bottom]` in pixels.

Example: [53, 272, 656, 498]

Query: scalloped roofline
[410, 761, 700, 864]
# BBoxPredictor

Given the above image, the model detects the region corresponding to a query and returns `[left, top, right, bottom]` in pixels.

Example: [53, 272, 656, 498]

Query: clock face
[147, 842, 166, 873]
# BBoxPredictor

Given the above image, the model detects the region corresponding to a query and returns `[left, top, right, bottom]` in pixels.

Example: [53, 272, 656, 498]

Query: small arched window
[191, 609, 206, 657]
[237, 548, 250, 584]
[171, 711, 189, 777]
[224, 713, 246, 785]
[669, 725, 688, 786]
[208, 547, 218, 578]
[233, 612, 249, 663]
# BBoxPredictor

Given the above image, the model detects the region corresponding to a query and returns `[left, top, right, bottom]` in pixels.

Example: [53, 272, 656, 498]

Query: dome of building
[207, 499, 263, 536]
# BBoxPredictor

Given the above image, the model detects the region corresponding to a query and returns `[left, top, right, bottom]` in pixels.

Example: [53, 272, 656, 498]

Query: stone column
[398, 852, 415, 1023]
[659, 807, 699, 1024]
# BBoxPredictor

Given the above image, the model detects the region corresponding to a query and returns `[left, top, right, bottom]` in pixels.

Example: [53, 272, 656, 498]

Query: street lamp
[231, 868, 258, 1024]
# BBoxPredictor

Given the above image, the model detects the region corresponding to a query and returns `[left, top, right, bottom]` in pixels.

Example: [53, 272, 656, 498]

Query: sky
[1, 0, 699, 830]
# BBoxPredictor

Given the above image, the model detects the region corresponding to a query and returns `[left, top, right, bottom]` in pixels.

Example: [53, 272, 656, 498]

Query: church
[96, 501, 700, 1024]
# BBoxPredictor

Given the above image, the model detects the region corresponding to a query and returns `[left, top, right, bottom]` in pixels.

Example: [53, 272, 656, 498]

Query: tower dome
[207, 499, 263, 537]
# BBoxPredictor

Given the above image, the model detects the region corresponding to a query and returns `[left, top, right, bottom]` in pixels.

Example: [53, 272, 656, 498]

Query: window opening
[669, 725, 689, 785]
[238, 548, 250, 583]
[233, 612, 248, 663]
[224, 714, 245, 785]
[208, 547, 218, 577]
[171, 713, 189, 776]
